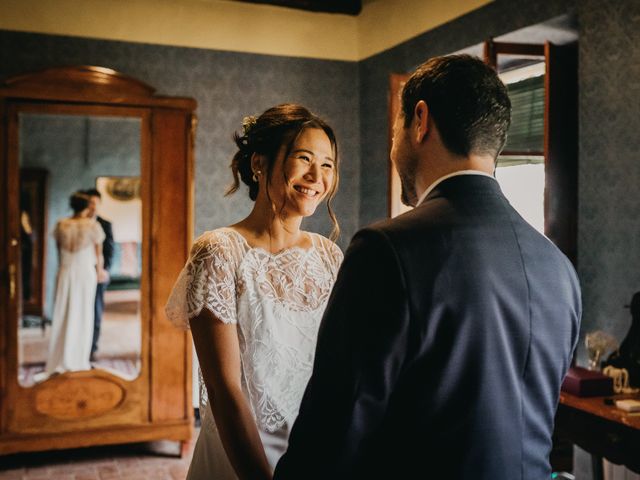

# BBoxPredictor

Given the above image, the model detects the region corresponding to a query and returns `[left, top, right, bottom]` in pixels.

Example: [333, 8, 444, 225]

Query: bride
[165, 104, 343, 479]
[43, 191, 107, 377]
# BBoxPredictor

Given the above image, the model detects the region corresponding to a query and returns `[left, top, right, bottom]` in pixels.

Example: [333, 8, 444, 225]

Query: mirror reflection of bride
[35, 192, 107, 381]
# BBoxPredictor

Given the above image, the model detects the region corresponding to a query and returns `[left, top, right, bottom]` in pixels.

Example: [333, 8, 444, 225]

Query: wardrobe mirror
[17, 111, 142, 386]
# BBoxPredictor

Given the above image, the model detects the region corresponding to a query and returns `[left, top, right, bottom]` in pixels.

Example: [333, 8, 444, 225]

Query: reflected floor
[19, 289, 141, 386]
[20, 357, 141, 386]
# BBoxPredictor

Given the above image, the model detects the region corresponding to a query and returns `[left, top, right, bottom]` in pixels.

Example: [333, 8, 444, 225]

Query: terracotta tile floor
[0, 429, 197, 480]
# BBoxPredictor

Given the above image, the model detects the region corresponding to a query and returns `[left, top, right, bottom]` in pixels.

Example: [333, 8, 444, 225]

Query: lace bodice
[54, 218, 105, 253]
[165, 228, 343, 432]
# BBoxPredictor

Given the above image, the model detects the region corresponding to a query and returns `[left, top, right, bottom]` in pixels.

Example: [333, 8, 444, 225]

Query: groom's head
[391, 55, 511, 206]
[401, 54, 511, 159]
[82, 188, 102, 219]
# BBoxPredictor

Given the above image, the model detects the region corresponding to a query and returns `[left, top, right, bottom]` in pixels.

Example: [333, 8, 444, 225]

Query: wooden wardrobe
[0, 66, 196, 454]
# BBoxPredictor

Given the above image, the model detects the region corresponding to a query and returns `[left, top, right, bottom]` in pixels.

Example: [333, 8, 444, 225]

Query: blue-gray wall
[358, 0, 575, 227]
[0, 30, 360, 251]
[20, 114, 141, 316]
[578, 0, 640, 361]
[358, 0, 640, 368]
[357, 1, 640, 476]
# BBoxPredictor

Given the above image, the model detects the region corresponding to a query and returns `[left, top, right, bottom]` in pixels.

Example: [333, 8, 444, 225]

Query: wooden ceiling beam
[235, 0, 362, 15]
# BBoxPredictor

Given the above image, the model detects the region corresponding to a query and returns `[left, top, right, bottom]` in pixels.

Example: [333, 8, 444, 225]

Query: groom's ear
[414, 100, 429, 144]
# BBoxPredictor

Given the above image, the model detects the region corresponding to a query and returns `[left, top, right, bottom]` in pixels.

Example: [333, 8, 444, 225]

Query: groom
[275, 55, 581, 479]
[84, 188, 114, 361]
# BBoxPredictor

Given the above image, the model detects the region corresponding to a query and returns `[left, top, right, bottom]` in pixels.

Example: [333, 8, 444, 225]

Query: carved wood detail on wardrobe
[0, 66, 196, 454]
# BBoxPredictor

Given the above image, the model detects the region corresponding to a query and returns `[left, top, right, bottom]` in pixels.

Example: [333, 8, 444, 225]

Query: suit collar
[416, 170, 497, 207]
[421, 173, 501, 204]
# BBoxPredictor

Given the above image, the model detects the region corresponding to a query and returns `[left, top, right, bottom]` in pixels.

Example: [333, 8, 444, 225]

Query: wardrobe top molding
[1, 66, 196, 110]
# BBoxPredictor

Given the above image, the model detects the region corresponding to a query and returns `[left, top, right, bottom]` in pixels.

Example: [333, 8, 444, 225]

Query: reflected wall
[20, 115, 140, 317]
[18, 113, 142, 385]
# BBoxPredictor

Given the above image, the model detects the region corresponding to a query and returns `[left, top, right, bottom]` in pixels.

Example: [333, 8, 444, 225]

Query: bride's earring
[252, 170, 261, 182]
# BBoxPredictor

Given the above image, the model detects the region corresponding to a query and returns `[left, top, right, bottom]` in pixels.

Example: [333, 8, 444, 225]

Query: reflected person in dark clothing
[20, 190, 34, 301]
[83, 188, 114, 361]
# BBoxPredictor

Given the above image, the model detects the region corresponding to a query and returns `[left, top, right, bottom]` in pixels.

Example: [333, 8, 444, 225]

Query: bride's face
[267, 128, 336, 219]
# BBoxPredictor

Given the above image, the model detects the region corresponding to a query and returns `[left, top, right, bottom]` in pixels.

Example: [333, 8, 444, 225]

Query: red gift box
[561, 366, 614, 397]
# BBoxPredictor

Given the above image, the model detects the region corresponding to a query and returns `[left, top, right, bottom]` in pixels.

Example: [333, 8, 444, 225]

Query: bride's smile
[266, 127, 336, 219]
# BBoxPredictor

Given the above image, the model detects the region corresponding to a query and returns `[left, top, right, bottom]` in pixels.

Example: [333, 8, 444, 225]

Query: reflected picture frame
[95, 175, 143, 286]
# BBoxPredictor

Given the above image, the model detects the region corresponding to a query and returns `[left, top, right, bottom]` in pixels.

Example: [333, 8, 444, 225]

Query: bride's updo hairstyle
[69, 191, 90, 214]
[227, 103, 340, 240]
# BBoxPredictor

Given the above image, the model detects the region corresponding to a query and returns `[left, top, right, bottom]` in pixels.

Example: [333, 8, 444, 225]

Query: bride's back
[54, 218, 104, 267]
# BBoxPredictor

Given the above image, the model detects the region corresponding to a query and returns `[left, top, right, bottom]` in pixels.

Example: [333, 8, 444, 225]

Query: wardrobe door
[0, 66, 196, 455]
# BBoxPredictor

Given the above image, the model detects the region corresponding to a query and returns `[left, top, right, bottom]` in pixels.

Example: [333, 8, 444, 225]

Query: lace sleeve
[314, 234, 344, 280]
[92, 221, 106, 244]
[165, 231, 239, 329]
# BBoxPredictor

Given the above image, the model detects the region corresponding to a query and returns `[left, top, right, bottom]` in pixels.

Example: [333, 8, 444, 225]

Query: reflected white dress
[44, 218, 105, 375]
[165, 228, 342, 479]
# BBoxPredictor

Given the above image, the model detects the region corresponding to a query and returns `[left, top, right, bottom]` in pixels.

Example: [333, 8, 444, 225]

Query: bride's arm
[94, 243, 108, 283]
[190, 308, 272, 480]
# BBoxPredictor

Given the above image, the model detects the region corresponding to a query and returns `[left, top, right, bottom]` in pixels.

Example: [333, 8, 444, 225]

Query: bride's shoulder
[56, 217, 86, 230]
[81, 217, 99, 228]
[190, 227, 244, 257]
[309, 232, 343, 262]
[56, 217, 75, 226]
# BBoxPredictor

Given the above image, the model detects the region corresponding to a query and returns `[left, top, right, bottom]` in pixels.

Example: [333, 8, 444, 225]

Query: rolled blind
[502, 74, 545, 154]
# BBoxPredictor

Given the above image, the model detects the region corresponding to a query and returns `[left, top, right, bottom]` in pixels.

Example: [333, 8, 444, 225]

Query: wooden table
[556, 392, 640, 479]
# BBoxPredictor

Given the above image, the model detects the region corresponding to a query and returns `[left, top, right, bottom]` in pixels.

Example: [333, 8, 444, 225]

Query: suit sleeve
[100, 219, 115, 272]
[275, 228, 411, 479]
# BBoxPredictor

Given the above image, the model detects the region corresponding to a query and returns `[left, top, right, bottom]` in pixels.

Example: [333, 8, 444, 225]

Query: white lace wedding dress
[165, 228, 342, 479]
[44, 218, 105, 376]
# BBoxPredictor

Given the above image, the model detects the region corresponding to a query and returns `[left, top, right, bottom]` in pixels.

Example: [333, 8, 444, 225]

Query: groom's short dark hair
[83, 188, 101, 198]
[401, 54, 511, 159]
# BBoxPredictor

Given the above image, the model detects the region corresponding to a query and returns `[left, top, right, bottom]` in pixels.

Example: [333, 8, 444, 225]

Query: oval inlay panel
[35, 377, 125, 420]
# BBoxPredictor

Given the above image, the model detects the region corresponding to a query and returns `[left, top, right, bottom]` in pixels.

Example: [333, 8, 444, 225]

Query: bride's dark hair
[227, 103, 340, 241]
[69, 191, 90, 214]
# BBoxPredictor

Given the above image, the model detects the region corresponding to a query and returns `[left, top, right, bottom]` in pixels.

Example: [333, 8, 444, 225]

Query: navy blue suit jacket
[275, 175, 581, 479]
[96, 215, 114, 272]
